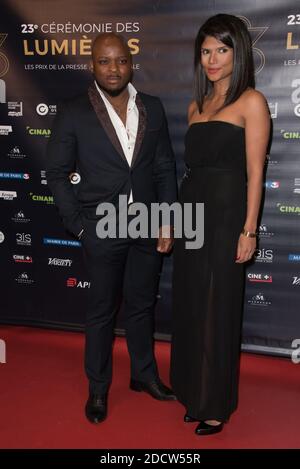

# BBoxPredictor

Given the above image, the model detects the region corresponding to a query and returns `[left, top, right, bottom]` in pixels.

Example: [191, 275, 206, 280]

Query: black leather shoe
[130, 379, 177, 401]
[195, 421, 224, 436]
[184, 413, 198, 423]
[85, 393, 107, 424]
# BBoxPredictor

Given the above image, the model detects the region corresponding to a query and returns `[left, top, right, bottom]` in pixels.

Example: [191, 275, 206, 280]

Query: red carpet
[0, 325, 299, 448]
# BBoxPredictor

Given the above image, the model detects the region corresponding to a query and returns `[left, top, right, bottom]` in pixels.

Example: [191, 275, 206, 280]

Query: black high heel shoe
[183, 413, 198, 423]
[195, 421, 224, 435]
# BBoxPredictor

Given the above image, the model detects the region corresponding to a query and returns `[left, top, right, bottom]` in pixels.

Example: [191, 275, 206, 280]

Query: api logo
[265, 181, 280, 189]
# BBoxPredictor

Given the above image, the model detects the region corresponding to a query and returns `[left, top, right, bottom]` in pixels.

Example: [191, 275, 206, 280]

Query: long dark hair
[194, 14, 255, 113]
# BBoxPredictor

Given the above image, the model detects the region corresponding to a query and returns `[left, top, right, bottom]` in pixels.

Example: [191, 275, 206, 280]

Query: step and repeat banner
[0, 0, 299, 355]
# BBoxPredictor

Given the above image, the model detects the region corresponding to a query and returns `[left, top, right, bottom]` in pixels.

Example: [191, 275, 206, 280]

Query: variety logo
[277, 203, 300, 215]
[15, 272, 34, 285]
[7, 146, 26, 159]
[254, 248, 274, 263]
[247, 273, 272, 283]
[11, 211, 31, 223]
[292, 277, 300, 285]
[26, 126, 51, 137]
[0, 232, 5, 243]
[265, 181, 280, 189]
[0, 190, 17, 200]
[13, 254, 33, 263]
[48, 258, 72, 267]
[0, 172, 29, 180]
[29, 193, 54, 204]
[36, 103, 57, 116]
[0, 125, 12, 135]
[43, 238, 81, 247]
[66, 277, 90, 288]
[247, 292, 271, 306]
[8, 101, 23, 117]
[16, 233, 31, 246]
[289, 254, 300, 262]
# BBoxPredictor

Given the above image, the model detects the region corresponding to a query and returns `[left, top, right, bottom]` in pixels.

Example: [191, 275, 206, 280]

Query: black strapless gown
[170, 121, 247, 422]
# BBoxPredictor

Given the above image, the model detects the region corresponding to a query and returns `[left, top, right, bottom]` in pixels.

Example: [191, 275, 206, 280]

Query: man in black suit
[46, 33, 177, 423]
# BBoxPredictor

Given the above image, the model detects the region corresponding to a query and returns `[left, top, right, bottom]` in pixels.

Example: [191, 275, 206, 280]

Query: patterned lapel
[131, 93, 147, 168]
[88, 83, 127, 165]
[88, 83, 147, 168]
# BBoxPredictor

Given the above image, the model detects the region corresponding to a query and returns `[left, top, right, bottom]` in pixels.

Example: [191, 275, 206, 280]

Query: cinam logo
[29, 193, 54, 204]
[277, 203, 300, 215]
[281, 130, 300, 139]
[26, 126, 51, 137]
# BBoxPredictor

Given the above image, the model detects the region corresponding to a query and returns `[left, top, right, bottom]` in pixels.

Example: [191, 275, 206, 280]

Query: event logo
[36, 103, 57, 116]
[0, 125, 12, 135]
[239, 16, 268, 74]
[265, 153, 278, 166]
[29, 193, 54, 204]
[291, 339, 300, 364]
[15, 272, 34, 285]
[66, 277, 90, 288]
[16, 233, 31, 246]
[277, 203, 300, 215]
[8, 101, 23, 117]
[11, 210, 31, 223]
[291, 79, 300, 117]
[0, 172, 29, 180]
[26, 126, 51, 137]
[69, 172, 81, 184]
[292, 276, 300, 285]
[48, 258, 72, 267]
[13, 254, 33, 263]
[289, 253, 300, 262]
[43, 238, 81, 247]
[0, 33, 9, 78]
[7, 146, 26, 159]
[40, 170, 47, 185]
[265, 181, 280, 189]
[268, 102, 278, 119]
[247, 273, 272, 283]
[247, 292, 271, 306]
[258, 224, 274, 238]
[293, 178, 300, 194]
[0, 190, 17, 200]
[254, 248, 274, 263]
[0, 231, 5, 243]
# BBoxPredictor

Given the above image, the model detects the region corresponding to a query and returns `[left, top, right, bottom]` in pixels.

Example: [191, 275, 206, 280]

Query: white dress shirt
[94, 80, 139, 203]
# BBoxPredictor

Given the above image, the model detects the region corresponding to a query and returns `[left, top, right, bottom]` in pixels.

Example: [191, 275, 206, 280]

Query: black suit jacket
[46, 82, 177, 237]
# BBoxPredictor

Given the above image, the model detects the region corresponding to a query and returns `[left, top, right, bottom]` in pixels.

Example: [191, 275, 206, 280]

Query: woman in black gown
[170, 14, 270, 435]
